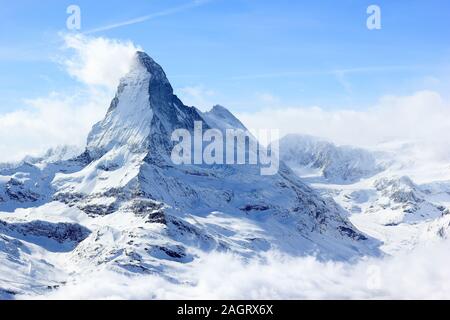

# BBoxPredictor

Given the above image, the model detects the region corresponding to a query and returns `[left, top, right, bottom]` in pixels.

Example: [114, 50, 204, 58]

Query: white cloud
[0, 90, 109, 162]
[0, 35, 141, 163]
[62, 34, 140, 89]
[256, 92, 281, 105]
[177, 85, 217, 110]
[238, 90, 450, 159]
[29, 240, 450, 299]
[85, 0, 214, 34]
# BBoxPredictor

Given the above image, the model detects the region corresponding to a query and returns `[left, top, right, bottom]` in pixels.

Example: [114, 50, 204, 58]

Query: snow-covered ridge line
[277, 134, 450, 255]
[1, 51, 380, 299]
[274, 134, 385, 184]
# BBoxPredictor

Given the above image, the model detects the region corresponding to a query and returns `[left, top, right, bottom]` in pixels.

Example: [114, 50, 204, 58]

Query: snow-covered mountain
[276, 134, 383, 183]
[0, 153, 86, 212]
[278, 135, 450, 255]
[0, 52, 379, 298]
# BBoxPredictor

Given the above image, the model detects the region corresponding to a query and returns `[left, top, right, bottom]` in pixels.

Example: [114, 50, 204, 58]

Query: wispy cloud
[62, 34, 140, 89]
[230, 65, 426, 81]
[333, 69, 353, 95]
[237, 90, 450, 159]
[85, 0, 213, 34]
[177, 85, 217, 110]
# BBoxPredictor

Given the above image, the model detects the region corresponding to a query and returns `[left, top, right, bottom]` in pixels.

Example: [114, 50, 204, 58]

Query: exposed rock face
[369, 176, 445, 221]
[0, 155, 87, 212]
[0, 220, 90, 248]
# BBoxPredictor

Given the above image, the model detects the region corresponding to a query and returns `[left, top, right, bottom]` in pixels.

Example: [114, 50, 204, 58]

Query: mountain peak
[136, 50, 153, 62]
[134, 51, 169, 83]
[86, 51, 204, 159]
[201, 105, 247, 131]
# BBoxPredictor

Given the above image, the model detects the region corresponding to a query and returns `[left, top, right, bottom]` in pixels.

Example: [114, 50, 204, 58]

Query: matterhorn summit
[86, 52, 205, 160]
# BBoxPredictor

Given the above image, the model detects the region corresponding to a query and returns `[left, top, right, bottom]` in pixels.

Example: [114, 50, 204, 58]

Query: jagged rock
[0, 220, 90, 245]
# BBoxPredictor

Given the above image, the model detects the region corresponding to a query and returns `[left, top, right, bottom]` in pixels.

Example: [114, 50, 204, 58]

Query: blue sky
[0, 0, 449, 114]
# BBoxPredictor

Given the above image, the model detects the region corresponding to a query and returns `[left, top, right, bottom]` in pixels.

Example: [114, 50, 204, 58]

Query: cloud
[0, 90, 109, 163]
[230, 65, 424, 80]
[0, 35, 141, 163]
[62, 34, 141, 89]
[177, 85, 217, 110]
[333, 70, 353, 95]
[85, 0, 214, 34]
[238, 90, 450, 159]
[256, 92, 281, 105]
[26, 239, 450, 300]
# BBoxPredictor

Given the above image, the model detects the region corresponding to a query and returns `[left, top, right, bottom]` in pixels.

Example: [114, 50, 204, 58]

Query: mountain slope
[276, 134, 383, 183]
[53, 52, 378, 257]
[0, 52, 380, 298]
[278, 135, 450, 254]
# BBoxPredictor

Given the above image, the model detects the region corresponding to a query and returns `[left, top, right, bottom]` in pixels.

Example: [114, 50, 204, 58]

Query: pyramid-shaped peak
[136, 50, 153, 62]
[132, 51, 168, 80]
[210, 105, 231, 114]
[123, 51, 173, 97]
[86, 51, 204, 159]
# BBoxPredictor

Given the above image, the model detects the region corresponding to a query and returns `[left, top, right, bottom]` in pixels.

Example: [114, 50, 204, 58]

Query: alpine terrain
[275, 135, 450, 255]
[0, 52, 380, 299]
